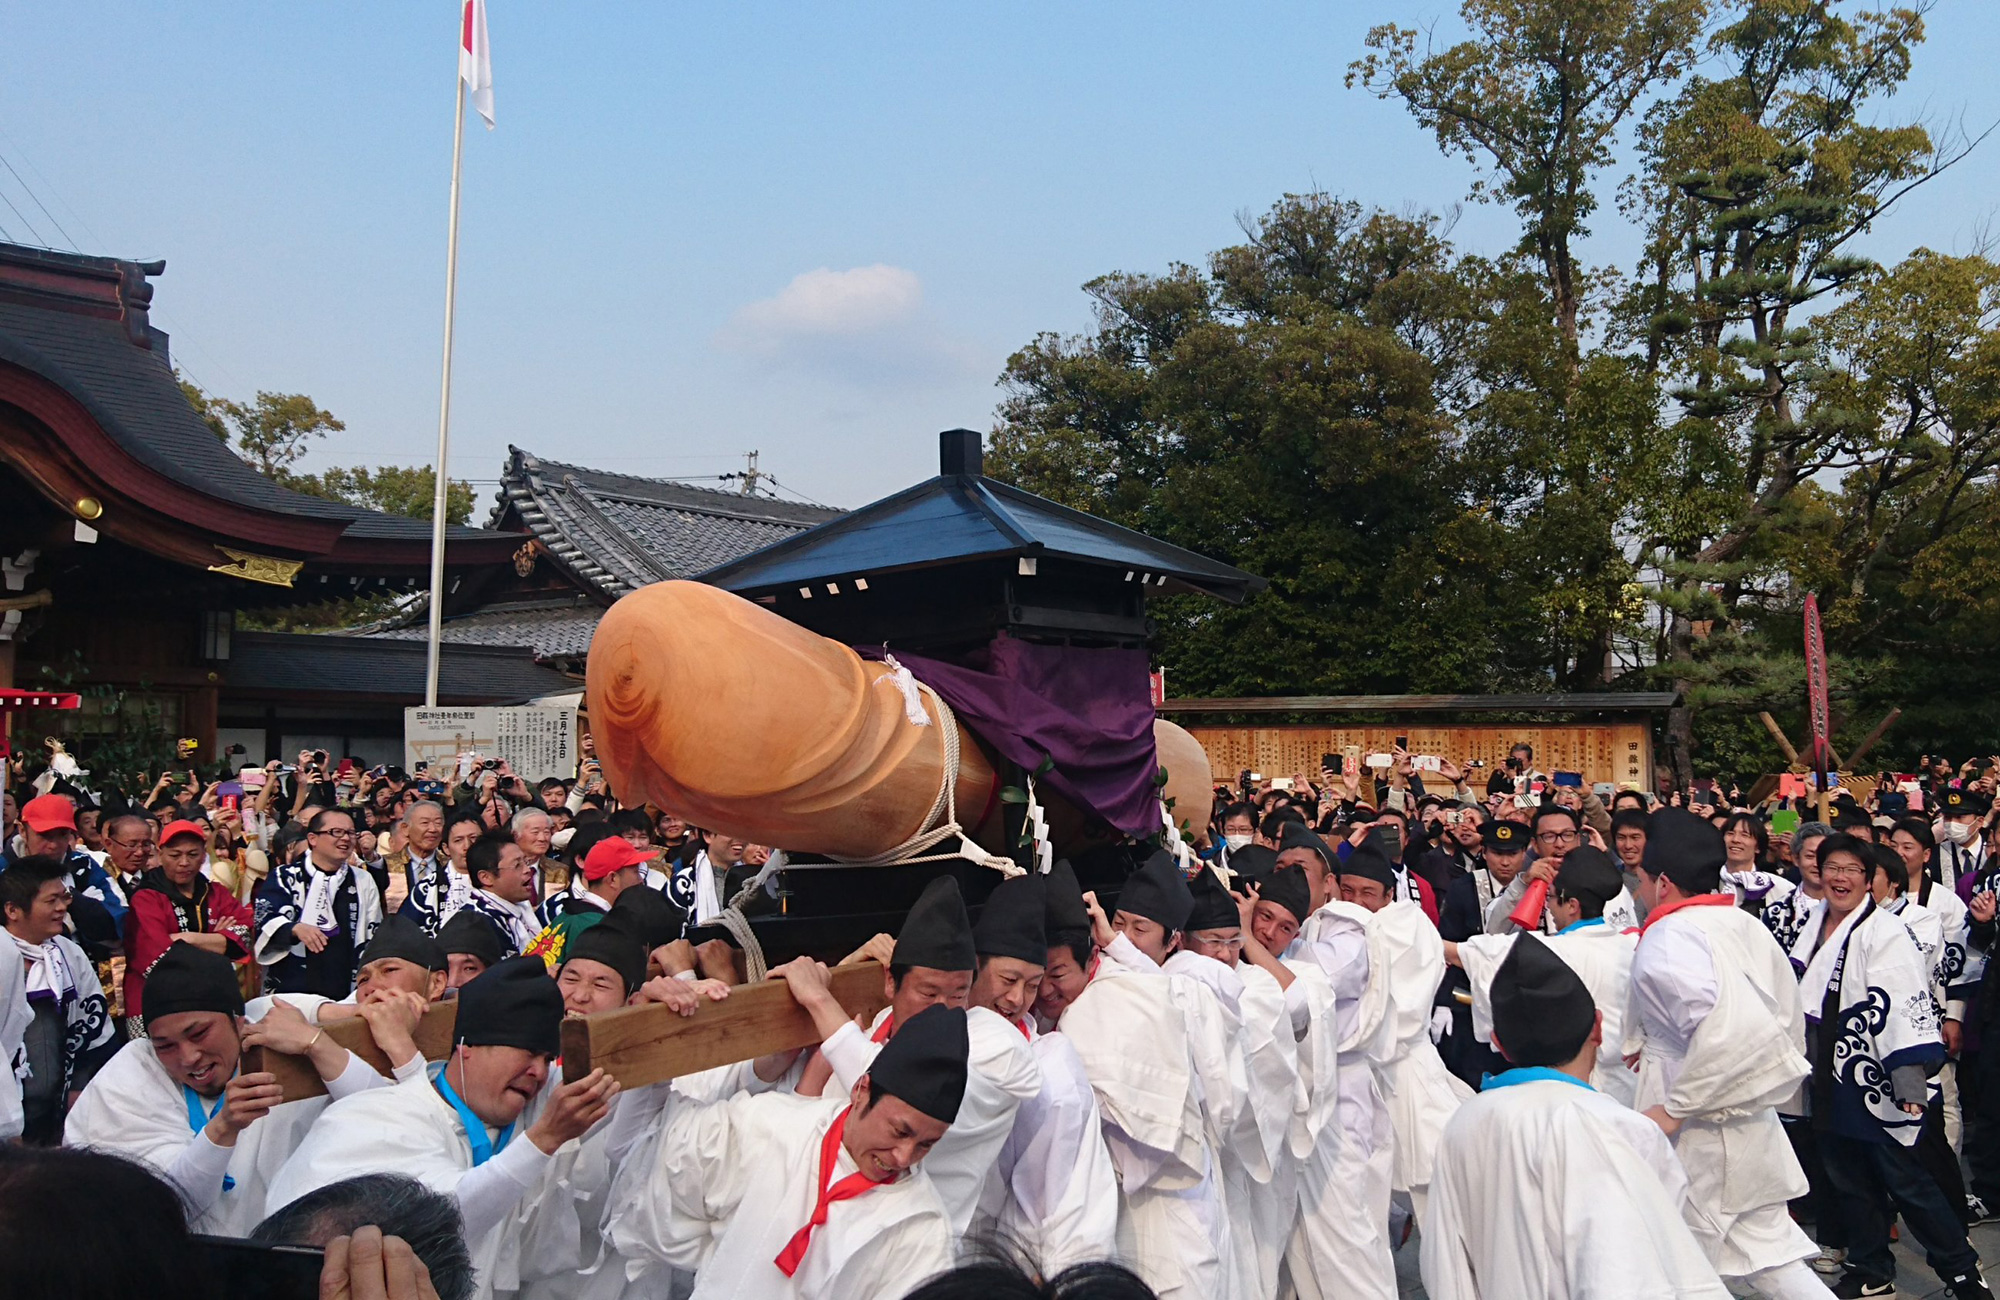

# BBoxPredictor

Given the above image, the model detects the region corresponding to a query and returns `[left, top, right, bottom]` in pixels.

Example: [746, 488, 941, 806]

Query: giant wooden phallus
[586, 580, 1212, 860]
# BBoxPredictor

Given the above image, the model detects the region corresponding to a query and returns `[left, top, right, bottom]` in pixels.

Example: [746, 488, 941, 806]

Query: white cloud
[717, 264, 985, 387]
[727, 264, 923, 346]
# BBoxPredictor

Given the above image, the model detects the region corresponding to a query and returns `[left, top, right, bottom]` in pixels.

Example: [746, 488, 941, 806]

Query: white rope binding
[788, 678, 1021, 879]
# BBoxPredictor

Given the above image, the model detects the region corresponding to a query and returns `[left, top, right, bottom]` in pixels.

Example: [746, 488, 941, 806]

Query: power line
[0, 149, 75, 250]
[760, 475, 833, 509]
[0, 127, 107, 251]
[0, 183, 46, 248]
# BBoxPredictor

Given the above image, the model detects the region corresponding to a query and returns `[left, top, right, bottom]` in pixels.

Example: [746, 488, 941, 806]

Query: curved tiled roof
[365, 598, 602, 660]
[497, 447, 841, 597]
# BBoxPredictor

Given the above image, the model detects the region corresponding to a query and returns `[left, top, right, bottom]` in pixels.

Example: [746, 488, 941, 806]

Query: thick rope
[815, 682, 1021, 877]
[713, 905, 768, 982]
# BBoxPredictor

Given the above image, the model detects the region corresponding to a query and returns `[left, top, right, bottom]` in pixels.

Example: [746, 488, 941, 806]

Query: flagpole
[424, 75, 468, 708]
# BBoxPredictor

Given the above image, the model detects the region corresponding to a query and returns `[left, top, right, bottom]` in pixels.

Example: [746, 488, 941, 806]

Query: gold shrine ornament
[208, 547, 303, 588]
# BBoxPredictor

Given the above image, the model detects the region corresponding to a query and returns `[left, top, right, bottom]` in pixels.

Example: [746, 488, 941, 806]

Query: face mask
[1944, 820, 1975, 844]
[1224, 833, 1253, 851]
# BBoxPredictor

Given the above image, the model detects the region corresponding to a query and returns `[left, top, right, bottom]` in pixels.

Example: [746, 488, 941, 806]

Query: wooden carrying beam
[244, 1002, 459, 1103]
[561, 961, 889, 1087]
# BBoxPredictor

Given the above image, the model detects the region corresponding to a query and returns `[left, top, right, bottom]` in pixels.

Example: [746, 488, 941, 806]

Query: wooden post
[560, 961, 889, 1087]
[1757, 713, 1801, 767]
[1842, 708, 1903, 772]
[244, 1002, 459, 1103]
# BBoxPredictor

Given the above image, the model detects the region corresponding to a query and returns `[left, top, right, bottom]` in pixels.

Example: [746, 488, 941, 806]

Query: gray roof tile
[501, 448, 842, 597]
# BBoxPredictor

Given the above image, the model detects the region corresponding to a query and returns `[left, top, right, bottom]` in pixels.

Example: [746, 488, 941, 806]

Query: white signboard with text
[404, 706, 578, 783]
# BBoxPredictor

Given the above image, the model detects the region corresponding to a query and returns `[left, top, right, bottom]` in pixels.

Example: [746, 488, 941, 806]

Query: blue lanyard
[434, 1067, 514, 1166]
[1557, 917, 1605, 935]
[183, 1085, 237, 1191]
[1482, 1066, 1595, 1092]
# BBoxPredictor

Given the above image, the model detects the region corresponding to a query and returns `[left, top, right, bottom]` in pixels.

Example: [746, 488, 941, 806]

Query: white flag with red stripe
[459, 0, 494, 128]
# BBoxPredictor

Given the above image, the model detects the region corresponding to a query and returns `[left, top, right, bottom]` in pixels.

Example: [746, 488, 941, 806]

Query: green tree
[991, 194, 1635, 695]
[179, 378, 477, 632]
[314, 464, 475, 526]
[1350, 0, 1707, 345]
[1620, 0, 1975, 781]
[180, 376, 473, 525]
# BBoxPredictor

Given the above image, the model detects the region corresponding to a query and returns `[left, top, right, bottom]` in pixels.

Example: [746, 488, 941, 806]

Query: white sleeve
[1101, 932, 1160, 973]
[822, 1021, 881, 1095]
[322, 1051, 392, 1101]
[164, 1130, 239, 1216]
[453, 1136, 554, 1242]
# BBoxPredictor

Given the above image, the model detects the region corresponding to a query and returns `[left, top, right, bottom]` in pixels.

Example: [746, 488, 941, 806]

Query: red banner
[1804, 594, 1832, 773]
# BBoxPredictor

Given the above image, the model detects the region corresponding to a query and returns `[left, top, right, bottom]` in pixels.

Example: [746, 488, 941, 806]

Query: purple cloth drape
[857, 637, 1161, 839]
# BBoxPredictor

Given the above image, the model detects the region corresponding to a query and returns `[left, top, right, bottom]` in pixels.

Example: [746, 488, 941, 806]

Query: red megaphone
[1508, 878, 1550, 931]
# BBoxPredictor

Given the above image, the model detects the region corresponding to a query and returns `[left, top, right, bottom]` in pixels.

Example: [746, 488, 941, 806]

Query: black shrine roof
[700, 429, 1264, 605]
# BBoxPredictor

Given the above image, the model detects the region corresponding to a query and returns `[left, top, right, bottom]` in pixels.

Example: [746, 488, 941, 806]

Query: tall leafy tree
[1622, 0, 1977, 780]
[1350, 0, 1707, 346]
[181, 377, 473, 525]
[991, 194, 1634, 695]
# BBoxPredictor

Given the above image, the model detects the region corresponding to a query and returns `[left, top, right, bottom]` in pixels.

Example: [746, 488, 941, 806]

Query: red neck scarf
[773, 1106, 886, 1277]
[1640, 891, 1735, 934]
[870, 1014, 894, 1045]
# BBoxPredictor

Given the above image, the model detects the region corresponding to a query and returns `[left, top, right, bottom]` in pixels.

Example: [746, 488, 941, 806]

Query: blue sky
[3, 1, 1996, 510]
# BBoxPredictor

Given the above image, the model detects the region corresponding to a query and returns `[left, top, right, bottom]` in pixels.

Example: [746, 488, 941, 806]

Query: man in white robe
[1449, 846, 1639, 1105]
[962, 871, 1119, 1274]
[1179, 863, 1306, 1300]
[603, 998, 966, 1300]
[792, 876, 1040, 1242]
[1066, 850, 1231, 1300]
[1423, 934, 1727, 1299]
[518, 919, 730, 1300]
[1329, 842, 1472, 1227]
[64, 943, 425, 1234]
[267, 957, 621, 1299]
[1281, 834, 1400, 1300]
[1625, 809, 1833, 1300]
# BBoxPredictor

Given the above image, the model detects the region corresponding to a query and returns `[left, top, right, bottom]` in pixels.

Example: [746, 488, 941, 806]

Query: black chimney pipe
[939, 428, 983, 477]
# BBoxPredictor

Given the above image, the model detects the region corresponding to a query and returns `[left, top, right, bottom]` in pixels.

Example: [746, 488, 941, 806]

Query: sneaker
[1831, 1273, 1895, 1298]
[1970, 1194, 1999, 1226]
[1945, 1271, 1995, 1300]
[1814, 1247, 1850, 1276]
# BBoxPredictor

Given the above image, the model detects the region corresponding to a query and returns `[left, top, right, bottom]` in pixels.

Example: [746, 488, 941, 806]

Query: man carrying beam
[603, 1000, 970, 1300]
[265, 958, 628, 1300]
[64, 943, 422, 1234]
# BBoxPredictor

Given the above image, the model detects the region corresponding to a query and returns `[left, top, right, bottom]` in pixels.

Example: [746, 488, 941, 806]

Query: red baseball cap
[21, 794, 77, 834]
[580, 837, 660, 881]
[159, 819, 209, 847]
